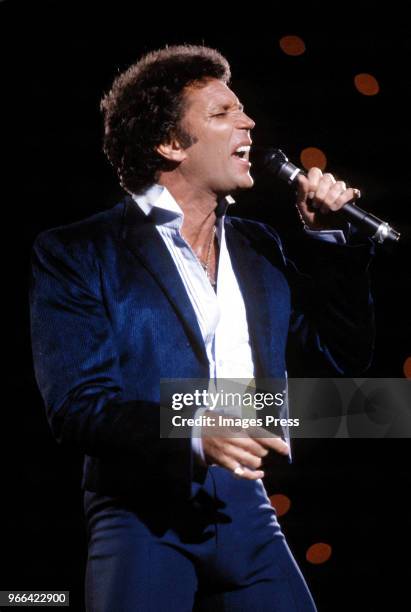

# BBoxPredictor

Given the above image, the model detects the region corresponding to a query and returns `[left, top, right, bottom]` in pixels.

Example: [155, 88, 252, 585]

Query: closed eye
[211, 103, 245, 118]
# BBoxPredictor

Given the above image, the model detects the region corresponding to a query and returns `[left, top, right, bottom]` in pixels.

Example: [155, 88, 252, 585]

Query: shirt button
[218, 360, 224, 367]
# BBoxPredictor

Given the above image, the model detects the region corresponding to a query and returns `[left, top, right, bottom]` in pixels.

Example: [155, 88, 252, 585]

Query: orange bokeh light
[403, 357, 411, 378]
[306, 542, 332, 565]
[279, 35, 306, 56]
[269, 494, 291, 517]
[354, 73, 380, 96]
[300, 147, 327, 171]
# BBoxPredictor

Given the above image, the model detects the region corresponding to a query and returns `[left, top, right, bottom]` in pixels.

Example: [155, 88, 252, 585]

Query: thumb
[295, 173, 312, 201]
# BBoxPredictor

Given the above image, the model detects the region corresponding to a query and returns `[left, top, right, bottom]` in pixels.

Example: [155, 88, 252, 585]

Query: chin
[215, 172, 254, 194]
[238, 174, 254, 190]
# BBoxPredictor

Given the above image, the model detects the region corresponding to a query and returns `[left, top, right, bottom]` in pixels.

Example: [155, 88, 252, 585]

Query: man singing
[30, 45, 374, 611]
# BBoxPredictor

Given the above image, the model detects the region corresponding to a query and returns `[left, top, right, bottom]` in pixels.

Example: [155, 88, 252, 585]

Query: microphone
[258, 148, 400, 244]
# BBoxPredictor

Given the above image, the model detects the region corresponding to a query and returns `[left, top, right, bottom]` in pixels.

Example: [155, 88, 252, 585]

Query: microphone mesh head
[263, 148, 289, 175]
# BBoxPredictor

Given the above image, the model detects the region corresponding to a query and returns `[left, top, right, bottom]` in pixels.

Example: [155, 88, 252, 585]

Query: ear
[156, 137, 188, 163]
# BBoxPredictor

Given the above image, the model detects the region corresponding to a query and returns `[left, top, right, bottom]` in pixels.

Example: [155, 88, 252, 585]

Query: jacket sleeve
[266, 225, 375, 376]
[29, 230, 193, 491]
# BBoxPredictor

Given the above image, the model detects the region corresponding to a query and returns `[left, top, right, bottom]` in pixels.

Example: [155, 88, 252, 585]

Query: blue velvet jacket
[30, 197, 374, 498]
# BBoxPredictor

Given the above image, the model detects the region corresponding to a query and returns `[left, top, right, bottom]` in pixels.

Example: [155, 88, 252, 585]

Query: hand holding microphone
[295, 167, 362, 231]
[259, 148, 400, 244]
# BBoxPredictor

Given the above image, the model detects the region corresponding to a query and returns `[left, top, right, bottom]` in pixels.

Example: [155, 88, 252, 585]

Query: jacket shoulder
[33, 200, 128, 256]
[226, 215, 284, 251]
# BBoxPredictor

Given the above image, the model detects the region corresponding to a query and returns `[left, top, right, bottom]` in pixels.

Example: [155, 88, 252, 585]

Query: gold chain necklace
[200, 226, 216, 287]
[199, 226, 215, 268]
[181, 225, 217, 287]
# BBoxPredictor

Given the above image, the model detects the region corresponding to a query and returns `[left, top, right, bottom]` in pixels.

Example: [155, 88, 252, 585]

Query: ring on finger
[233, 465, 245, 477]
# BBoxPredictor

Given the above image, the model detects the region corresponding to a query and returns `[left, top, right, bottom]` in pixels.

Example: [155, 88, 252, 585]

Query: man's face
[177, 79, 255, 195]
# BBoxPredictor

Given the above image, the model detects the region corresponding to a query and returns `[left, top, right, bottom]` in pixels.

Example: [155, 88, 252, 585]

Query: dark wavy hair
[100, 45, 231, 194]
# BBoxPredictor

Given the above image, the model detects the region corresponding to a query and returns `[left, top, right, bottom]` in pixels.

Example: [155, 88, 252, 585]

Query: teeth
[235, 145, 251, 153]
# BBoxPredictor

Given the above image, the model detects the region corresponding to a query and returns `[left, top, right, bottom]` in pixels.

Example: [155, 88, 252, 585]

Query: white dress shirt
[132, 184, 345, 462]
[132, 184, 255, 382]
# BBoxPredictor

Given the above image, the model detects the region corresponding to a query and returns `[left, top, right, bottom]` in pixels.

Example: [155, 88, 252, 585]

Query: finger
[224, 455, 265, 480]
[319, 185, 358, 214]
[247, 427, 290, 454]
[296, 167, 323, 199]
[235, 466, 265, 480]
[333, 187, 361, 210]
[318, 180, 347, 212]
[322, 172, 336, 184]
[230, 436, 270, 458]
[202, 435, 268, 471]
[315, 174, 338, 201]
[227, 443, 265, 470]
[306, 167, 324, 194]
[253, 434, 290, 455]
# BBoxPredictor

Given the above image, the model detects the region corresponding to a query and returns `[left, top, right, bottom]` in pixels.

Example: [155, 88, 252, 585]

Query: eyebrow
[210, 101, 245, 113]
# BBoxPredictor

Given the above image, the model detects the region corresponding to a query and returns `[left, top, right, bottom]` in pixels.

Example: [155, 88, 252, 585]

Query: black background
[3, 3, 411, 611]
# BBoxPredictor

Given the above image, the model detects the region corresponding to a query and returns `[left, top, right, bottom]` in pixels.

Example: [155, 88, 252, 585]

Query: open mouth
[232, 145, 251, 164]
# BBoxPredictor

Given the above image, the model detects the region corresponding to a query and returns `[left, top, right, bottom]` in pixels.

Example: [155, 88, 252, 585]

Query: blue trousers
[84, 466, 317, 611]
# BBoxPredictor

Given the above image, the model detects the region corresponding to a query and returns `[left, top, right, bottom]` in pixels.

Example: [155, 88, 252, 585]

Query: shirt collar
[132, 184, 235, 230]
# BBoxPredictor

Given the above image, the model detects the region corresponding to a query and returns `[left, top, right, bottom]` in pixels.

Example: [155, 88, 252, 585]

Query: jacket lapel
[121, 199, 208, 364]
[224, 218, 284, 378]
[120, 198, 287, 375]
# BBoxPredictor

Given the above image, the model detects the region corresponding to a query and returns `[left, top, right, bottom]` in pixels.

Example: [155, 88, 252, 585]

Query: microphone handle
[340, 201, 400, 243]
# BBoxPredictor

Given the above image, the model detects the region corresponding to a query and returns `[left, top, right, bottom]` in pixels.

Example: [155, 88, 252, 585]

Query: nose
[240, 111, 255, 131]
